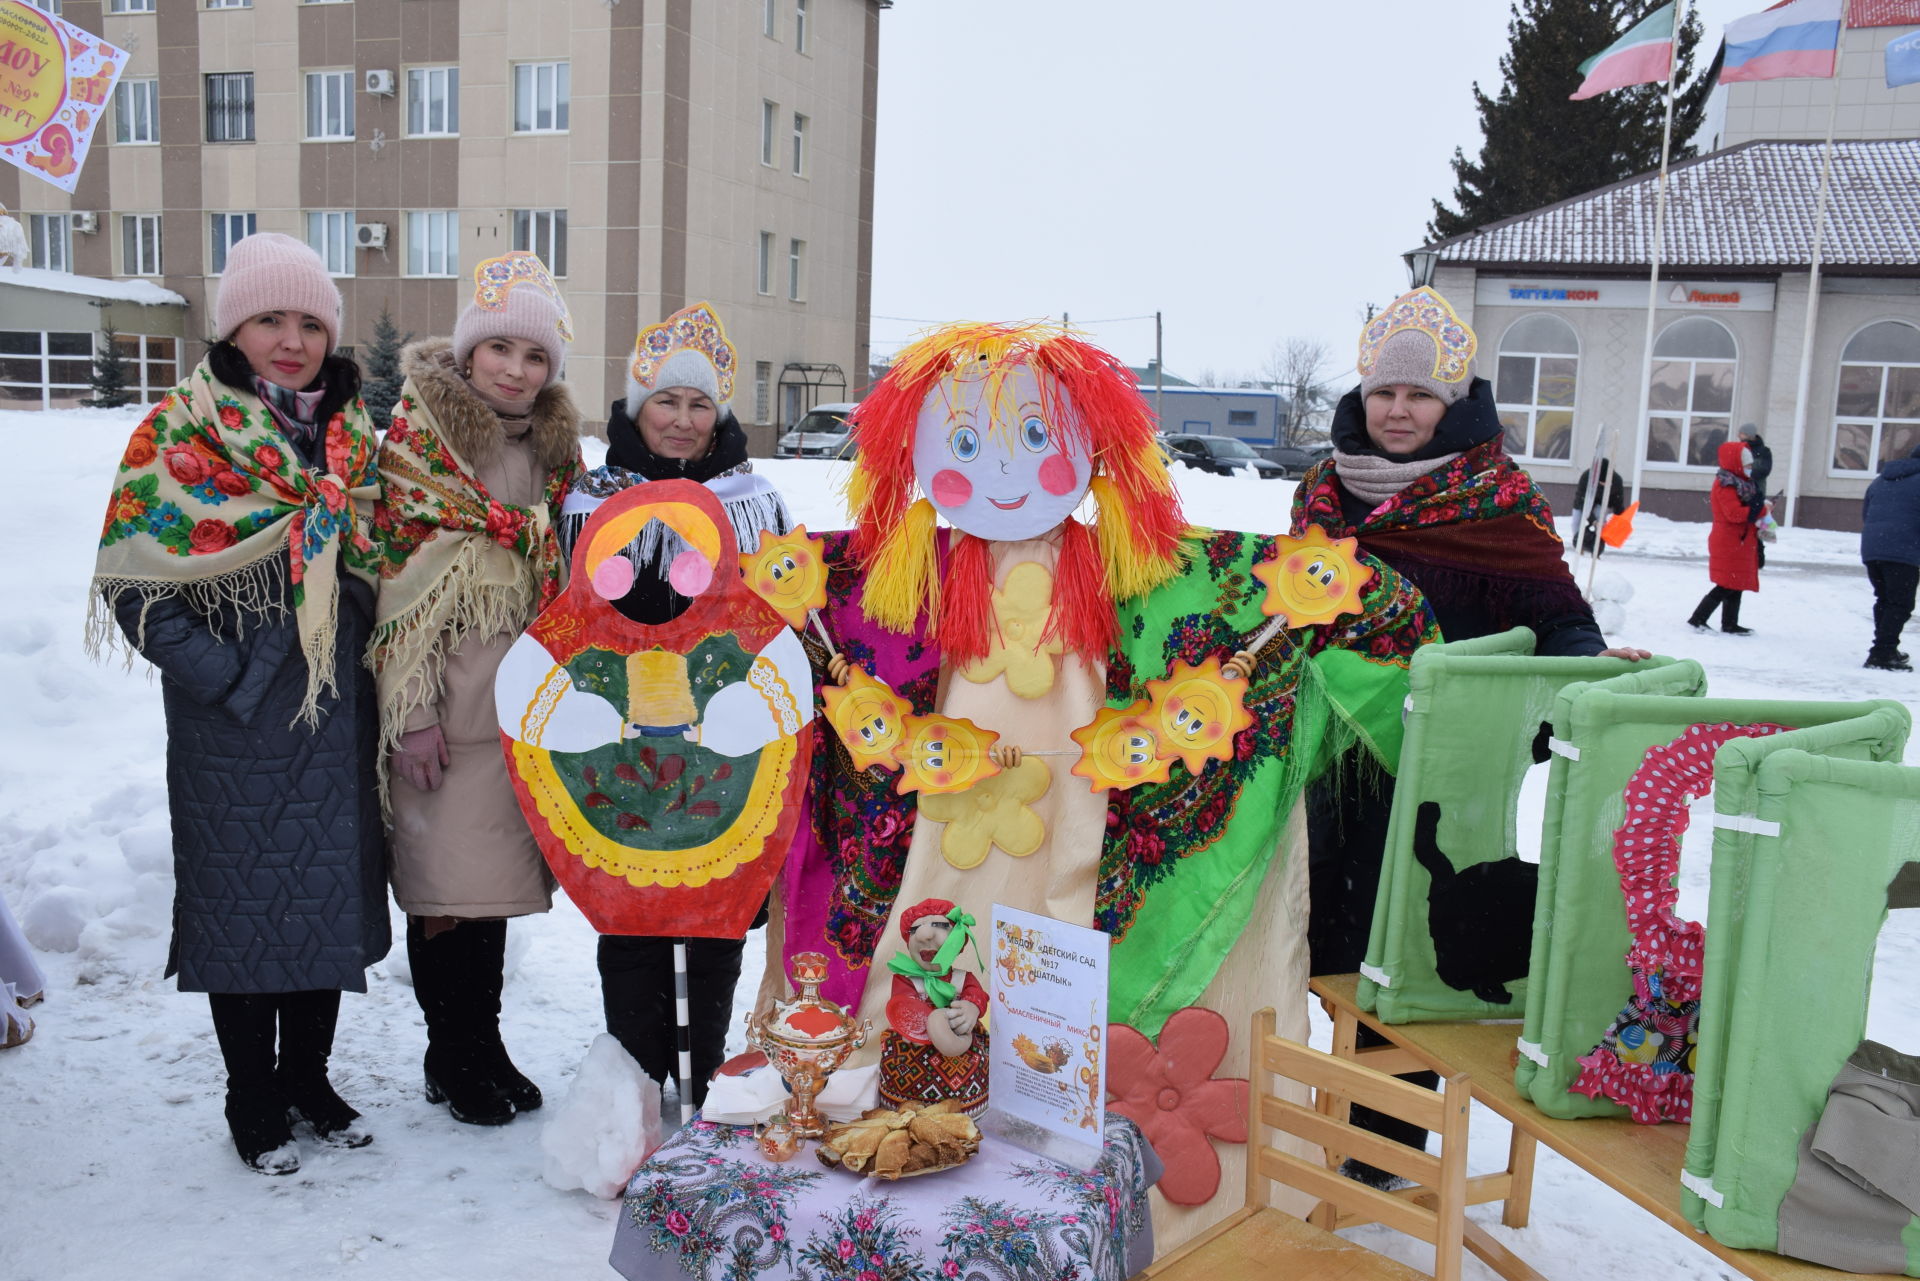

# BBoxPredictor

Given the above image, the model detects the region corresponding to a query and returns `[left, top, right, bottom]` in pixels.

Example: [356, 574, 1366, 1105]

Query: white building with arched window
[1415, 138, 1920, 532]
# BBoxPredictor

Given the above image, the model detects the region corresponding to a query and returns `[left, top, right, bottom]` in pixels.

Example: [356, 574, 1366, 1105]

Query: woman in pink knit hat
[368, 251, 584, 1127]
[90, 231, 389, 1175]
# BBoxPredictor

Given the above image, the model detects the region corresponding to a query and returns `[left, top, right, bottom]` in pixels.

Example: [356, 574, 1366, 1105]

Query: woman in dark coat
[1687, 439, 1763, 635]
[558, 302, 789, 1107]
[1286, 287, 1646, 1183]
[91, 233, 389, 1175]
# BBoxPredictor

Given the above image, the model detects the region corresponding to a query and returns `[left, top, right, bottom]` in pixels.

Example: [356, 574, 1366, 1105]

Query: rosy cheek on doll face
[930, 469, 973, 507]
[1038, 453, 1078, 497]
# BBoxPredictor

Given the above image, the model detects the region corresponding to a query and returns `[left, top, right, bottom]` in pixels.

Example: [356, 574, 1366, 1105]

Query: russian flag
[1720, 0, 1844, 83]
[1570, 4, 1675, 100]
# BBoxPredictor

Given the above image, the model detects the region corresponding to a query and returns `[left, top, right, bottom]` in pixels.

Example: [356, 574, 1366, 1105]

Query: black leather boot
[410, 917, 515, 1126]
[208, 993, 300, 1174]
[276, 989, 371, 1147]
[465, 920, 542, 1113]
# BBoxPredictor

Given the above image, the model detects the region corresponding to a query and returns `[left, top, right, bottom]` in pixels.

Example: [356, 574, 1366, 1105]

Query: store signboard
[1476, 276, 1776, 312]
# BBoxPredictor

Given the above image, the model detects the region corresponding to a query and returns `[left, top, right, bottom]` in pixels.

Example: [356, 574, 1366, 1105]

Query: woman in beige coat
[370, 251, 584, 1126]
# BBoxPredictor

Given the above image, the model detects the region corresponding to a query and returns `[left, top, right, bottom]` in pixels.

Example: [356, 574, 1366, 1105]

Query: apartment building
[3, 0, 882, 438]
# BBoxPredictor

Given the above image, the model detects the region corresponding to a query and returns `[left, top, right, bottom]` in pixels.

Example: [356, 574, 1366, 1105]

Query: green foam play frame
[1513, 665, 1905, 1119]
[1356, 628, 1680, 1024]
[1682, 734, 1919, 1271]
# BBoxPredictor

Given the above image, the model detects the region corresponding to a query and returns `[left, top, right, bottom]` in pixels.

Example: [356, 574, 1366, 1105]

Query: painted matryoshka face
[1069, 702, 1172, 793]
[894, 714, 1000, 795]
[912, 361, 1094, 542]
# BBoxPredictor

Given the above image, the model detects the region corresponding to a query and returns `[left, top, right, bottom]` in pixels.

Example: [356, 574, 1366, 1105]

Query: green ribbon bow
[886, 906, 983, 1010]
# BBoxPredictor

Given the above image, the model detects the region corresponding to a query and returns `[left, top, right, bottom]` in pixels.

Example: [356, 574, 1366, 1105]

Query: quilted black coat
[115, 562, 390, 994]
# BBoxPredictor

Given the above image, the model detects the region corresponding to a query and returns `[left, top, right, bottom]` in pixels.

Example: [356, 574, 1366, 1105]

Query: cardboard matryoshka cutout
[494, 479, 814, 938]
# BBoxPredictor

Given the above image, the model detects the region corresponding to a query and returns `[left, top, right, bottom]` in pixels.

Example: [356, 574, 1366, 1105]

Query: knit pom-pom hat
[625, 302, 736, 417]
[1357, 286, 1478, 405]
[214, 233, 343, 351]
[452, 250, 574, 371]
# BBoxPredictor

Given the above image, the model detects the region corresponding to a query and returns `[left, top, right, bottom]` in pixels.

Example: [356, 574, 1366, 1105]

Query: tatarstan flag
[1571, 4, 1676, 99]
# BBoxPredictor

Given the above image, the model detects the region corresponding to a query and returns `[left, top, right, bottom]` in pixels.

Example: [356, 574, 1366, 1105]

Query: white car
[774, 402, 858, 459]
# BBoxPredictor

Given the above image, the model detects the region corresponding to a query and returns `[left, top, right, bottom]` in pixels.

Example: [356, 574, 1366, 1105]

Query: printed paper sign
[985, 903, 1108, 1169]
[0, 0, 128, 194]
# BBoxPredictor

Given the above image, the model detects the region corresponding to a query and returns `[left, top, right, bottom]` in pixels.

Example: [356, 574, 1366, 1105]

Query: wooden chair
[1142, 1007, 1479, 1281]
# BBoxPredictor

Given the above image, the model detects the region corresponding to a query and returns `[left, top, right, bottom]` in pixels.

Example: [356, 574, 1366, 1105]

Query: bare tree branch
[1260, 338, 1338, 446]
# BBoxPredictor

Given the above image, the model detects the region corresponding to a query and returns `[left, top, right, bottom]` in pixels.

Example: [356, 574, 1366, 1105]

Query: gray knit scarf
[1331, 447, 1465, 508]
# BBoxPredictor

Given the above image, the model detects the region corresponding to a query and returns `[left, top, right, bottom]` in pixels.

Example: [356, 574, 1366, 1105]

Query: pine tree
[1429, 1, 1712, 242]
[362, 304, 412, 432]
[86, 325, 134, 409]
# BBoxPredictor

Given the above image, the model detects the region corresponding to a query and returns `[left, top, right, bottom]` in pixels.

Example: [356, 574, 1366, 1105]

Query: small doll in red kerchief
[877, 898, 990, 1115]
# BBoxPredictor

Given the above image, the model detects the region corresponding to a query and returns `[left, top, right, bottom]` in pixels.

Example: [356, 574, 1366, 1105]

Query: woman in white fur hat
[369, 250, 585, 1127]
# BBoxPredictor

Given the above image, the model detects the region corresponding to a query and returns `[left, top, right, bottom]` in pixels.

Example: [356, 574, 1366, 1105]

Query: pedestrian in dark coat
[1860, 444, 1920, 671]
[90, 234, 389, 1175]
[1739, 424, 1773, 570]
[1570, 457, 1627, 556]
[1286, 287, 1649, 1186]
[1687, 439, 1763, 635]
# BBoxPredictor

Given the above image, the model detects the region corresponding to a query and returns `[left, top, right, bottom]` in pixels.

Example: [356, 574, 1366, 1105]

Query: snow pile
[540, 1034, 663, 1200]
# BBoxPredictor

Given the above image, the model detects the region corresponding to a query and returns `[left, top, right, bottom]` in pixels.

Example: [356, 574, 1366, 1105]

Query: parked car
[774, 402, 858, 459]
[1256, 443, 1334, 478]
[1161, 433, 1287, 479]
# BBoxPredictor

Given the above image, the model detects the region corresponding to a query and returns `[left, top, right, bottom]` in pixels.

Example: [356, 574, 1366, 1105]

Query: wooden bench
[1144, 1007, 1474, 1281]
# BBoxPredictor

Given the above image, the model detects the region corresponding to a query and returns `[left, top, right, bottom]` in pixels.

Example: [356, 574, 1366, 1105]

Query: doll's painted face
[907, 915, 954, 968]
[912, 361, 1093, 542]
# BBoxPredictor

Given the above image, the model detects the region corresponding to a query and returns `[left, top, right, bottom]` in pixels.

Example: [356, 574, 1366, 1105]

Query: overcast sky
[868, 0, 1759, 383]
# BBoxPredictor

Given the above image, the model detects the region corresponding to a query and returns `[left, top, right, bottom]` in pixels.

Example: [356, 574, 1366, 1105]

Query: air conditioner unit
[364, 69, 396, 96]
[353, 221, 388, 250]
[70, 211, 98, 234]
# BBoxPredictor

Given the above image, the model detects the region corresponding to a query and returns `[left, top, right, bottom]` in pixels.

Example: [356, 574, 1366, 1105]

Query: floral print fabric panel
[610, 1115, 1162, 1281]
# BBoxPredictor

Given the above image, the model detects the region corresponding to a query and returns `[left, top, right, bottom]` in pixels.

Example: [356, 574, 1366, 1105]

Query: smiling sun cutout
[893, 714, 1002, 796]
[1142, 656, 1254, 776]
[1069, 701, 1173, 793]
[1251, 526, 1374, 628]
[822, 667, 913, 772]
[740, 525, 828, 630]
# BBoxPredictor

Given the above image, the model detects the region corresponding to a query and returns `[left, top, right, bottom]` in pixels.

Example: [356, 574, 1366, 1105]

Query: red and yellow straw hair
[847, 321, 1185, 667]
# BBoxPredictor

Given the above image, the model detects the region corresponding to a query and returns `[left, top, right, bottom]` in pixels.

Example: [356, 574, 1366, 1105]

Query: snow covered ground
[4, 405, 1915, 1280]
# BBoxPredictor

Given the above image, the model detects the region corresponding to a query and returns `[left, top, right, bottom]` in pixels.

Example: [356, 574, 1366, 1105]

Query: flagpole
[1627, 0, 1686, 508]
[1780, 14, 1846, 531]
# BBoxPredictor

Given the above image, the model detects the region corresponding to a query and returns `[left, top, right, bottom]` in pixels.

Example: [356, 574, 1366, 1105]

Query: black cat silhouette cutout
[1409, 800, 1537, 1005]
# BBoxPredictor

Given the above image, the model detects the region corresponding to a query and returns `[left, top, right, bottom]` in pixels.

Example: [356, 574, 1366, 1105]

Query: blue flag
[1890, 28, 1920, 89]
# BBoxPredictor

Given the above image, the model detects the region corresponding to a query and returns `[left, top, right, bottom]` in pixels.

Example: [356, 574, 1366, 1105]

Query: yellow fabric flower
[958, 560, 1063, 699]
[917, 757, 1051, 870]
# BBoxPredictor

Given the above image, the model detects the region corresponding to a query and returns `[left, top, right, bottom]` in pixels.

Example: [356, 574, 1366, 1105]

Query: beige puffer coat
[382, 340, 581, 918]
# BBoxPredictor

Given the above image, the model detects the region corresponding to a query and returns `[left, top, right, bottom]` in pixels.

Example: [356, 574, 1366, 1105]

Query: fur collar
[400, 337, 580, 472]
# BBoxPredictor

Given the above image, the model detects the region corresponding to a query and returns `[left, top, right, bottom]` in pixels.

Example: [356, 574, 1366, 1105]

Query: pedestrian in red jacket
[1687, 439, 1764, 635]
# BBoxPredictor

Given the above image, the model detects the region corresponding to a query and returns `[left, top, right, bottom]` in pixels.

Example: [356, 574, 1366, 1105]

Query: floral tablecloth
[610, 1113, 1163, 1281]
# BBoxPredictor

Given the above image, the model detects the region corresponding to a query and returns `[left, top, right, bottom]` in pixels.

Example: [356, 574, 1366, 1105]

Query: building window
[405, 211, 459, 278]
[304, 70, 355, 141]
[512, 61, 570, 133]
[205, 73, 254, 143]
[788, 238, 804, 302]
[0, 331, 94, 410]
[791, 112, 807, 176]
[208, 213, 256, 275]
[755, 361, 772, 424]
[795, 0, 809, 53]
[756, 232, 772, 296]
[511, 209, 567, 277]
[113, 78, 159, 143]
[1227, 409, 1257, 428]
[306, 210, 355, 277]
[760, 100, 777, 167]
[109, 0, 156, 16]
[113, 333, 180, 401]
[763, 0, 777, 37]
[1495, 314, 1578, 461]
[406, 66, 459, 137]
[205, 0, 250, 10]
[121, 214, 162, 276]
[25, 0, 60, 14]
[1831, 321, 1920, 476]
[1645, 317, 1736, 468]
[27, 213, 71, 272]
